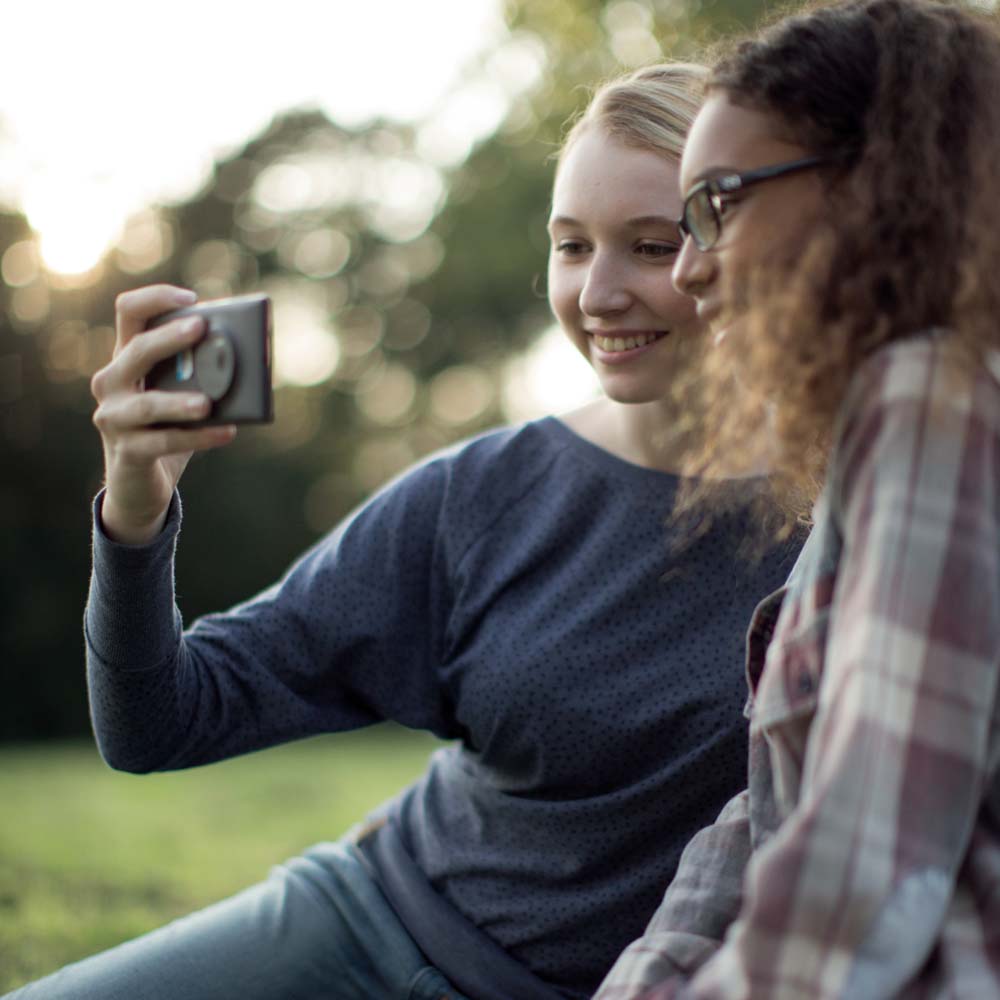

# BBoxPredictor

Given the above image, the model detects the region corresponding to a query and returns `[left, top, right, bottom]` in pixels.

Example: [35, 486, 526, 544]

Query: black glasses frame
[679, 156, 831, 252]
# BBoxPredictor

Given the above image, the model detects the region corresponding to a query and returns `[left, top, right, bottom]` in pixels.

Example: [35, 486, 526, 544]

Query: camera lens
[194, 333, 236, 400]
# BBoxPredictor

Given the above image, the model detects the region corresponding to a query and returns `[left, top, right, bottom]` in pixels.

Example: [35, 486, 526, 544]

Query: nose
[578, 250, 631, 318]
[672, 235, 714, 299]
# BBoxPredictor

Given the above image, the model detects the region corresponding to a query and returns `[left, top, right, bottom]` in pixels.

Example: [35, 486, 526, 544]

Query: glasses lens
[685, 188, 719, 251]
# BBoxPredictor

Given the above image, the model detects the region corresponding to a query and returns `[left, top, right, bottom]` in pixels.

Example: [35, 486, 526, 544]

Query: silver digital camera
[144, 293, 273, 426]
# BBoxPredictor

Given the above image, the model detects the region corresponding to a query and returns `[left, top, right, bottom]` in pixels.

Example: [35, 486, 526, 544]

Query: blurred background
[0, 0, 770, 986]
[1, 0, 773, 742]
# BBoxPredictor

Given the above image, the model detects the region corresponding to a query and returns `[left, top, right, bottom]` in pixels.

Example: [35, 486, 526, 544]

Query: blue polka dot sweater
[86, 417, 801, 998]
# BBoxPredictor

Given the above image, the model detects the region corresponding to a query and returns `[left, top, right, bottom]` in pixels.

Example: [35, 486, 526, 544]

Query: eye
[635, 241, 682, 259]
[716, 195, 740, 217]
[554, 239, 590, 256]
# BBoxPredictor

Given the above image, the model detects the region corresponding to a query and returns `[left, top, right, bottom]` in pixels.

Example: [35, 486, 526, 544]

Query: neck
[559, 397, 694, 473]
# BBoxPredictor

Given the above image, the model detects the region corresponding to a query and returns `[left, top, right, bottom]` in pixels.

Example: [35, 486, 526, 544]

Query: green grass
[0, 726, 443, 991]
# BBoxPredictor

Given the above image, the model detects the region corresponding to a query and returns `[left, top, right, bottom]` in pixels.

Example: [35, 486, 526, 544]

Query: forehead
[680, 93, 807, 192]
[551, 127, 682, 220]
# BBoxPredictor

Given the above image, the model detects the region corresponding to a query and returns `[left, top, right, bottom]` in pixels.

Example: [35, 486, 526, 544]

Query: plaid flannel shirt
[596, 335, 1000, 999]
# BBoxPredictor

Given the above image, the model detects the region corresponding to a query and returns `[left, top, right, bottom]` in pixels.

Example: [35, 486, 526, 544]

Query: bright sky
[0, 0, 508, 274]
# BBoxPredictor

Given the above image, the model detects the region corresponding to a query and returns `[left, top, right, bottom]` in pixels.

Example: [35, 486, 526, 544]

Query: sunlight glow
[502, 325, 601, 421]
[23, 177, 126, 276]
[1, 0, 506, 275]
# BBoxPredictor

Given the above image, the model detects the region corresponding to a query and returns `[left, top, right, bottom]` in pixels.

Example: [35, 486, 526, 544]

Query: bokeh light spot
[429, 365, 494, 426]
[44, 321, 89, 382]
[384, 299, 432, 351]
[355, 363, 418, 425]
[266, 281, 342, 387]
[252, 162, 315, 214]
[116, 210, 174, 275]
[11, 284, 50, 326]
[1, 241, 40, 287]
[288, 228, 352, 279]
[365, 158, 445, 241]
[337, 306, 385, 359]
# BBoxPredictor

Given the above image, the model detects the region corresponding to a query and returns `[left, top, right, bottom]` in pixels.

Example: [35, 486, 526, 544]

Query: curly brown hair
[680, 0, 1000, 528]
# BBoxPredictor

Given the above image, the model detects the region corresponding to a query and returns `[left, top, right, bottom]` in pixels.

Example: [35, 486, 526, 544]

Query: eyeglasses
[678, 156, 831, 252]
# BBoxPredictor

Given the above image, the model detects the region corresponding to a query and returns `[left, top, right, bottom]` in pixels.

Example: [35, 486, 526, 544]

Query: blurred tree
[0, 0, 770, 740]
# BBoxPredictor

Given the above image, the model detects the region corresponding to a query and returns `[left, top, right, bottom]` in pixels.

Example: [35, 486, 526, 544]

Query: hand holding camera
[144, 292, 272, 426]
[90, 286, 272, 545]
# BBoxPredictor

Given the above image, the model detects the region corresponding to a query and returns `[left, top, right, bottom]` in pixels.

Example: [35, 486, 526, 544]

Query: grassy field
[0, 726, 442, 992]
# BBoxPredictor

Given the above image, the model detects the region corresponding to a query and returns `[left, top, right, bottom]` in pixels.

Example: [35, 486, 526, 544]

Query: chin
[600, 382, 671, 406]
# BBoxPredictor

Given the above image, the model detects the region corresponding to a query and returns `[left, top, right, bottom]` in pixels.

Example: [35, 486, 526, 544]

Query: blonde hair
[558, 62, 708, 164]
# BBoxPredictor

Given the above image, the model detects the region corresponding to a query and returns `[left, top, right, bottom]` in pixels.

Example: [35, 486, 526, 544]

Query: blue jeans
[4, 841, 470, 1000]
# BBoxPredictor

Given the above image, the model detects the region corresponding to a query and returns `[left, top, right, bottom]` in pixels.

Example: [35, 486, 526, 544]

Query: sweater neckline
[540, 415, 685, 488]
[540, 415, 772, 493]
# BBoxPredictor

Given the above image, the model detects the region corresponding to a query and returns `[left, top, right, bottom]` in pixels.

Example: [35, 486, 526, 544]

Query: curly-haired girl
[598, 0, 1000, 996]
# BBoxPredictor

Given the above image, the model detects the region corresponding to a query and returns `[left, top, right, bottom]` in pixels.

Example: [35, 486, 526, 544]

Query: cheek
[725, 210, 822, 308]
[717, 215, 791, 307]
[546, 259, 579, 325]
[744, 185, 827, 274]
[772, 206, 821, 260]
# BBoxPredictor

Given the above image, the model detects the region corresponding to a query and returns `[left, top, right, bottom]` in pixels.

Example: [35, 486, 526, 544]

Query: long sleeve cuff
[86, 489, 183, 672]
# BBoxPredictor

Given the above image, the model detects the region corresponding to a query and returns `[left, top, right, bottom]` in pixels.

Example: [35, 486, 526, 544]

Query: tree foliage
[0, 0, 769, 739]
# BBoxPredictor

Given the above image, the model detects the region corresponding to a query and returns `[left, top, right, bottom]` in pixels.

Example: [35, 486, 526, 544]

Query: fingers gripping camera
[145, 293, 273, 425]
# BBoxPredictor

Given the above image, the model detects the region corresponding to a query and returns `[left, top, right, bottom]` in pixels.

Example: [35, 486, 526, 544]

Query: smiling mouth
[591, 331, 668, 353]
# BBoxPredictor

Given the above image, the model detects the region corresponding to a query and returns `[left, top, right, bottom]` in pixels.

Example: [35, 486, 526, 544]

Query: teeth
[593, 332, 666, 352]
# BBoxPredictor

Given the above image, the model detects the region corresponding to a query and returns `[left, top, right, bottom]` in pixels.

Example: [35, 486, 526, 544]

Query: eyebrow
[547, 214, 681, 230]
